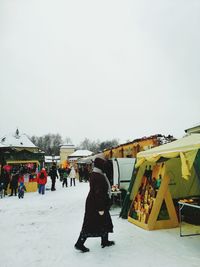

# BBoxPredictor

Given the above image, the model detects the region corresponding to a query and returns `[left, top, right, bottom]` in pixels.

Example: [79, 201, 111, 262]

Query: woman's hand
[98, 210, 104, 216]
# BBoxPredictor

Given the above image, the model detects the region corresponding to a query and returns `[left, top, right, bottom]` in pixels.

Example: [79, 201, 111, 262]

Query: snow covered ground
[0, 178, 199, 267]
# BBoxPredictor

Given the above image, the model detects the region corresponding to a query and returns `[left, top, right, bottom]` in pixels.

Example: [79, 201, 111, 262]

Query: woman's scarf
[93, 167, 112, 199]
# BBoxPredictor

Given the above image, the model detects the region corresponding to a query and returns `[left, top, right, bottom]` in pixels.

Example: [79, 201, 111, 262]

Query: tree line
[30, 134, 119, 156]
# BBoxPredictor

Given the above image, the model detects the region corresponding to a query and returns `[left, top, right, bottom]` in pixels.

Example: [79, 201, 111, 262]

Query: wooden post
[148, 174, 170, 229]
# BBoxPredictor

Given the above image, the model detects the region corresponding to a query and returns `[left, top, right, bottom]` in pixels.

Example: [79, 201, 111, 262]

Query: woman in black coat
[2, 170, 10, 195]
[9, 171, 19, 196]
[74, 157, 114, 253]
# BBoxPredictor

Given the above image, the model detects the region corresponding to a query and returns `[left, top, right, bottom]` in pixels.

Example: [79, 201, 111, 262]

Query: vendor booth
[126, 134, 200, 230]
[5, 160, 40, 192]
[0, 130, 44, 193]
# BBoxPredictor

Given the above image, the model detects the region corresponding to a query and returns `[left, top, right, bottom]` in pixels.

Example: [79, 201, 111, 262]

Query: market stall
[6, 160, 39, 192]
[0, 130, 44, 193]
[127, 134, 200, 230]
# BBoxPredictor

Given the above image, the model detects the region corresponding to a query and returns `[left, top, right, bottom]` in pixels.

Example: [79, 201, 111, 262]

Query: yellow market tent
[136, 134, 200, 179]
[127, 134, 200, 230]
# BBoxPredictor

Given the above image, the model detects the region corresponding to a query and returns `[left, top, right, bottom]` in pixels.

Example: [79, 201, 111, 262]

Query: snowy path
[0, 178, 199, 267]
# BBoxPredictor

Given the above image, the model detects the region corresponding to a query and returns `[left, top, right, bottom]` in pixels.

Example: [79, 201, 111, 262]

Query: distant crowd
[0, 166, 28, 199]
[0, 162, 92, 199]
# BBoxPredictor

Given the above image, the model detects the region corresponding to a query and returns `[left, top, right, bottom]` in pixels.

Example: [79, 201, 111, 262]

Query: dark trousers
[51, 177, 56, 190]
[18, 190, 24, 198]
[75, 232, 109, 246]
[70, 178, 75, 186]
[39, 184, 45, 194]
[4, 182, 9, 195]
[62, 179, 68, 187]
[10, 188, 17, 196]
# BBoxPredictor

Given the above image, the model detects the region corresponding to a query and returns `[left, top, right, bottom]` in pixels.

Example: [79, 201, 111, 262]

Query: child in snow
[37, 168, 47, 194]
[62, 168, 68, 187]
[18, 182, 26, 199]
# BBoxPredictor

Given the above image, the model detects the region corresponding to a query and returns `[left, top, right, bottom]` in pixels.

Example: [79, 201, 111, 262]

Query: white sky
[0, 0, 200, 146]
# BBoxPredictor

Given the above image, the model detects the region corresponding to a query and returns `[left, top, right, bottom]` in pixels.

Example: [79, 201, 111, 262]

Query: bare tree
[30, 133, 63, 155]
[78, 138, 100, 153]
[78, 138, 119, 153]
[64, 137, 72, 144]
[99, 139, 119, 151]
[31, 134, 120, 155]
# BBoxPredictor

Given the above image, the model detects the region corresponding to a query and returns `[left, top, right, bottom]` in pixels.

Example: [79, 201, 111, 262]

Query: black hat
[94, 157, 106, 171]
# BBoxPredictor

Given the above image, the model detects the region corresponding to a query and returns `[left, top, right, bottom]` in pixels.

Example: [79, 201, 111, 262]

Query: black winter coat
[49, 167, 58, 179]
[10, 173, 19, 189]
[2, 172, 10, 188]
[81, 171, 113, 237]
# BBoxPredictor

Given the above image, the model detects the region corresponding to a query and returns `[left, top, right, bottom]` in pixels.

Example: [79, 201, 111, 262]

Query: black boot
[101, 233, 115, 248]
[74, 234, 89, 253]
[101, 240, 115, 248]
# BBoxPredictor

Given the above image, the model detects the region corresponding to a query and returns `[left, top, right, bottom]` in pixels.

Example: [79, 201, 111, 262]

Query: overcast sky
[0, 0, 200, 146]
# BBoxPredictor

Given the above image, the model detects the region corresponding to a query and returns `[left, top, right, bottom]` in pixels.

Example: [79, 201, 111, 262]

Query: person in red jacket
[37, 168, 47, 195]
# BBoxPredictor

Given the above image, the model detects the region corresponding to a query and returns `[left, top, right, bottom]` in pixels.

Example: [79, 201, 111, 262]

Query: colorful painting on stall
[129, 164, 165, 224]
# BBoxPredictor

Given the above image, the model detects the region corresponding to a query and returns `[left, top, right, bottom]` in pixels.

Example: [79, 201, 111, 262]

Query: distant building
[45, 156, 60, 164]
[0, 129, 44, 167]
[103, 134, 176, 159]
[185, 124, 200, 134]
[59, 143, 75, 167]
[68, 150, 93, 162]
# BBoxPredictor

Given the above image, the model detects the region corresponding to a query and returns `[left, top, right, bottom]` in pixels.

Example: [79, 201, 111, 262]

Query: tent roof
[137, 134, 200, 158]
[68, 150, 93, 157]
[77, 152, 105, 164]
[136, 134, 200, 179]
